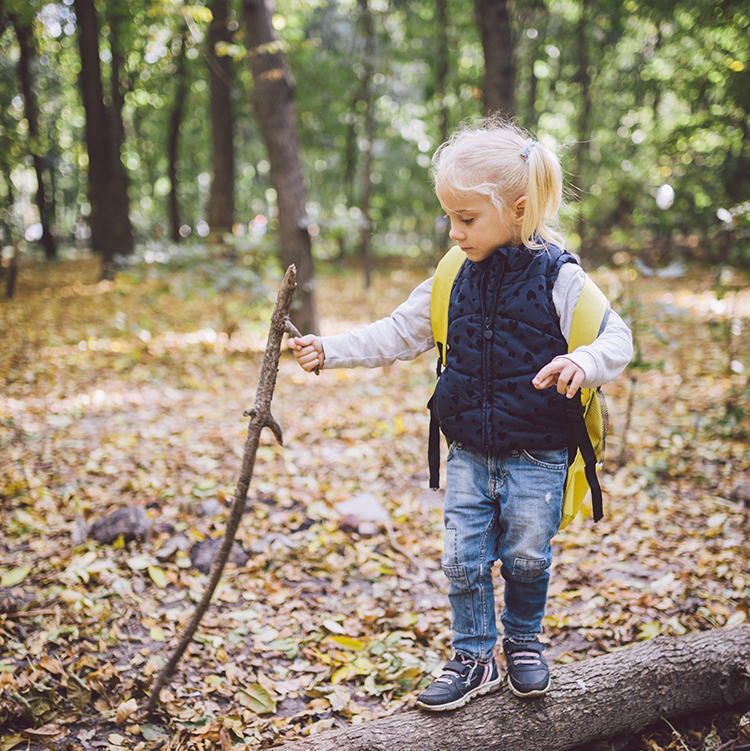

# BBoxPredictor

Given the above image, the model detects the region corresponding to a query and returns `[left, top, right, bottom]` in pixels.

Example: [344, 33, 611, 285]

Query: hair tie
[519, 139, 536, 162]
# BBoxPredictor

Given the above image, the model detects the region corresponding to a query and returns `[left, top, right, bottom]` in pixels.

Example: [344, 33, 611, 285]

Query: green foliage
[1, 0, 749, 266]
[118, 233, 280, 337]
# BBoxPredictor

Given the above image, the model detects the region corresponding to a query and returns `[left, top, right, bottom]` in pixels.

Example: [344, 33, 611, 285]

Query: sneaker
[503, 639, 550, 697]
[416, 653, 502, 711]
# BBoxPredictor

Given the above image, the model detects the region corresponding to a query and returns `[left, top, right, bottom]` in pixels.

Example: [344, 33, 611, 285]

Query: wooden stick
[144, 265, 298, 714]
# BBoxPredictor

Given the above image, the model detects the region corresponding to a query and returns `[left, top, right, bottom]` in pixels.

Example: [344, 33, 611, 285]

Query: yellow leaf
[638, 621, 661, 640]
[0, 733, 24, 751]
[331, 665, 353, 684]
[352, 656, 375, 673]
[1, 565, 31, 588]
[329, 636, 364, 651]
[148, 565, 168, 588]
[150, 626, 165, 641]
[237, 684, 276, 714]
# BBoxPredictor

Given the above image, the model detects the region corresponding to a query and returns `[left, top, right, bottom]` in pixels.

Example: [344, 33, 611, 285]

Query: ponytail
[520, 137, 564, 250]
[432, 117, 565, 250]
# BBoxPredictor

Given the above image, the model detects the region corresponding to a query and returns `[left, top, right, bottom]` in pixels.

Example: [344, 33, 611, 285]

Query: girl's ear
[512, 196, 527, 225]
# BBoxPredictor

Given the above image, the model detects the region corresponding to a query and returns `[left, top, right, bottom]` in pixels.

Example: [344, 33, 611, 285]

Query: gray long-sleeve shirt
[321, 262, 633, 388]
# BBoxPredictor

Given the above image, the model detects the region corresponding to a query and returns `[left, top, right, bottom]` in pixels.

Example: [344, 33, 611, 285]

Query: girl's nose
[449, 222, 464, 241]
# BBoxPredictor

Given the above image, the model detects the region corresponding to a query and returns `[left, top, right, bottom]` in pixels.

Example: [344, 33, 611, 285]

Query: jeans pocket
[521, 448, 567, 470]
[446, 441, 463, 462]
[442, 564, 476, 633]
[511, 556, 547, 580]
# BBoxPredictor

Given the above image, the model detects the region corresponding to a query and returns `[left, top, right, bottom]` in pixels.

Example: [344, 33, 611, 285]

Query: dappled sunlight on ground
[1, 256, 749, 748]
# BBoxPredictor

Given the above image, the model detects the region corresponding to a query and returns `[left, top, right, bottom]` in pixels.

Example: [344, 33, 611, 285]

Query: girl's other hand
[533, 357, 585, 399]
[289, 334, 325, 372]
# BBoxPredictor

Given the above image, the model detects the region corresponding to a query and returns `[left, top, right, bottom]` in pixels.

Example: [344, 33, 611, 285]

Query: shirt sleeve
[320, 277, 435, 369]
[552, 263, 634, 388]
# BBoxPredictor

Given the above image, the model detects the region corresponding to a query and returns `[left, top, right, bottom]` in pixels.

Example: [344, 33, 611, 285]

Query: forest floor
[1, 251, 750, 751]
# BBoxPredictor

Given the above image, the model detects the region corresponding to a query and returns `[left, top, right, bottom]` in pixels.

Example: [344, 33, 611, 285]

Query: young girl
[290, 119, 633, 711]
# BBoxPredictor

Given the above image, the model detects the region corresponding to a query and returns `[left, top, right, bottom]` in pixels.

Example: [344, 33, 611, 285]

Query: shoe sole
[507, 675, 550, 698]
[416, 675, 503, 712]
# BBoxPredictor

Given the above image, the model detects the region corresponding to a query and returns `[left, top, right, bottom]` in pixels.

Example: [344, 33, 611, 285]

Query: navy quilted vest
[431, 244, 577, 454]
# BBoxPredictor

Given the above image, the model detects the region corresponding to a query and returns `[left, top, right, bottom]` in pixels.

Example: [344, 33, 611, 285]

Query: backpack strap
[428, 246, 466, 489]
[430, 246, 467, 369]
[569, 273, 609, 351]
[566, 399, 604, 522]
[566, 272, 609, 522]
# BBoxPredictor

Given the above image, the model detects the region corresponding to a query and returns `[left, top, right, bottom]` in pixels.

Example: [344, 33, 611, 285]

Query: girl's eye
[463, 218, 474, 225]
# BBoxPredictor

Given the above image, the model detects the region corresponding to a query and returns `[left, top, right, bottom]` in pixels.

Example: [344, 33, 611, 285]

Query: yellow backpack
[429, 246, 609, 529]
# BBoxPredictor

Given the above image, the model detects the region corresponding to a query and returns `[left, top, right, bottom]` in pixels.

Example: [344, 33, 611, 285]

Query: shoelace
[435, 659, 477, 685]
[509, 651, 541, 666]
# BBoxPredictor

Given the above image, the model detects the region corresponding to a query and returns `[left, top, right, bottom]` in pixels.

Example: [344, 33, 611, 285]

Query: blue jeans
[442, 443, 567, 662]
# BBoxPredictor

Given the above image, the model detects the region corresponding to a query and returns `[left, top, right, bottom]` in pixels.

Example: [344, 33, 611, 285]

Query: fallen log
[275, 626, 750, 751]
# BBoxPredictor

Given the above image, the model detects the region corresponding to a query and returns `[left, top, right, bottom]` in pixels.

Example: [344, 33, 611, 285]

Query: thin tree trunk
[207, 0, 235, 233]
[574, 0, 591, 256]
[74, 0, 133, 280]
[106, 7, 134, 265]
[358, 0, 375, 289]
[475, 0, 516, 118]
[242, 0, 319, 335]
[271, 626, 750, 751]
[13, 16, 57, 260]
[6, 240, 19, 299]
[435, 0, 449, 146]
[167, 31, 190, 242]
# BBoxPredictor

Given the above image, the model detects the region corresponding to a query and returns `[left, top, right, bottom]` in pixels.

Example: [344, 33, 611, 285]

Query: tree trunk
[74, 0, 133, 280]
[167, 31, 190, 243]
[574, 0, 591, 257]
[357, 0, 375, 290]
[207, 0, 235, 234]
[435, 0, 449, 147]
[271, 626, 750, 751]
[13, 15, 57, 260]
[475, 0, 516, 118]
[242, 0, 319, 336]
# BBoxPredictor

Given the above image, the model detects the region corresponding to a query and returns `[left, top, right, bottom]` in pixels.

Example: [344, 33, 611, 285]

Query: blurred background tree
[0, 0, 748, 297]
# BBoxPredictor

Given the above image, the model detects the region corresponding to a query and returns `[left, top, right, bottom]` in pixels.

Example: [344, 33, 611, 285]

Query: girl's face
[437, 187, 525, 263]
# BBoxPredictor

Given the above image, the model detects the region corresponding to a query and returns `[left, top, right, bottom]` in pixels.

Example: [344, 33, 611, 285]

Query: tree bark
[435, 0, 449, 147]
[242, 0, 319, 336]
[167, 31, 190, 243]
[574, 0, 591, 257]
[271, 626, 750, 751]
[475, 0, 516, 118]
[207, 0, 235, 233]
[74, 0, 133, 279]
[357, 0, 375, 290]
[12, 15, 57, 260]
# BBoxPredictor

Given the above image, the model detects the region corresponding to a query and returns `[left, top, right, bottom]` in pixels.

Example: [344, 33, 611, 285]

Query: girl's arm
[550, 263, 634, 389]
[290, 277, 435, 371]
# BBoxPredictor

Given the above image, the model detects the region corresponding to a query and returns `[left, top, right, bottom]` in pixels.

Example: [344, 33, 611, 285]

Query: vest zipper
[480, 255, 502, 451]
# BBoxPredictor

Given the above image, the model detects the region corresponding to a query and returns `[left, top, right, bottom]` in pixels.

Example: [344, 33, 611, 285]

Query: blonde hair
[431, 118, 564, 250]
